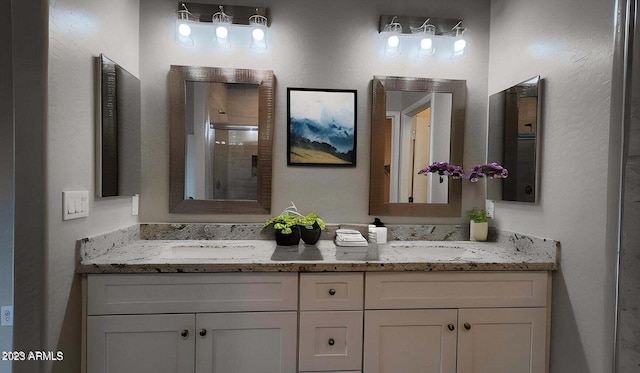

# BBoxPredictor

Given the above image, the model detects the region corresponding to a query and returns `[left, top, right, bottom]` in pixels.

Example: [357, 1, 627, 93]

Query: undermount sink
[386, 241, 477, 259]
[160, 241, 266, 259]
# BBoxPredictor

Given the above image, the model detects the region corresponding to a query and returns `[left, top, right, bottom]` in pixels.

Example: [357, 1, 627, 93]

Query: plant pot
[300, 222, 322, 245]
[275, 227, 300, 246]
[470, 221, 488, 242]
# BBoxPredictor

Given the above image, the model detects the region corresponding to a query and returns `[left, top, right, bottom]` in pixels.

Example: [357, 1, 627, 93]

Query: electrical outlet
[1, 306, 13, 326]
[485, 199, 495, 219]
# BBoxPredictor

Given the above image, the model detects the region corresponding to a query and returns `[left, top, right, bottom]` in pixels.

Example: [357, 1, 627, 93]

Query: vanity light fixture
[249, 10, 268, 50]
[450, 21, 467, 59]
[378, 15, 467, 59]
[212, 5, 232, 47]
[382, 16, 403, 56]
[414, 19, 436, 57]
[175, 3, 270, 50]
[176, 3, 197, 46]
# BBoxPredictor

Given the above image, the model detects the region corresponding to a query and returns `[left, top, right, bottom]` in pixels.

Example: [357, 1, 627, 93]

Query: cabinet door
[363, 309, 457, 373]
[196, 312, 297, 373]
[457, 308, 547, 373]
[87, 314, 195, 373]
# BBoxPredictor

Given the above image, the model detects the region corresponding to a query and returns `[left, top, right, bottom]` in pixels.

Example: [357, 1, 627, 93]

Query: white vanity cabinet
[363, 272, 550, 373]
[85, 273, 298, 373]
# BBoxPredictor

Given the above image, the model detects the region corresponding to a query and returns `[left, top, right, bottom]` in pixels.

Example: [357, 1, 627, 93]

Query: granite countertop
[78, 232, 559, 274]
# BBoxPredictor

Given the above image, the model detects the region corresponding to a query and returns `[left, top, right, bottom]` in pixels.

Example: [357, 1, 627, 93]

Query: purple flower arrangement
[418, 162, 508, 183]
[417, 162, 464, 179]
[463, 163, 509, 182]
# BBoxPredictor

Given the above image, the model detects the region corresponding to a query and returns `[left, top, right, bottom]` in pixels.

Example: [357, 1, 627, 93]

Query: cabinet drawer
[365, 272, 548, 309]
[299, 311, 363, 371]
[87, 273, 298, 315]
[300, 273, 364, 311]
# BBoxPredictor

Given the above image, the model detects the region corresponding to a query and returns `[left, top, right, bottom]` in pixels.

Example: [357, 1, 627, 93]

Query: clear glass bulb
[420, 38, 432, 50]
[454, 39, 467, 53]
[178, 23, 191, 37]
[216, 26, 229, 39]
[387, 35, 400, 48]
[252, 28, 265, 42]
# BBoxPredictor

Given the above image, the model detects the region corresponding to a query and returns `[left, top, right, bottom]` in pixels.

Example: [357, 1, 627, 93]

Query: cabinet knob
[199, 329, 207, 337]
[180, 330, 189, 338]
[329, 288, 336, 296]
[447, 324, 455, 331]
[464, 323, 471, 330]
[328, 338, 335, 346]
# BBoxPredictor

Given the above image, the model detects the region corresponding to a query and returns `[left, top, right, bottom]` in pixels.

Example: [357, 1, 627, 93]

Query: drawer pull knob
[180, 330, 189, 338]
[199, 329, 207, 337]
[464, 323, 471, 330]
[447, 324, 455, 331]
[329, 288, 336, 296]
[328, 338, 335, 346]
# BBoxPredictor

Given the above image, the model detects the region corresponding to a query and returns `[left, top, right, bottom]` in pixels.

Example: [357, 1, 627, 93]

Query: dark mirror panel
[487, 76, 541, 203]
[96, 54, 141, 197]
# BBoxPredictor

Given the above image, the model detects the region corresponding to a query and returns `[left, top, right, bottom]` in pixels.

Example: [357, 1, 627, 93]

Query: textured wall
[139, 0, 491, 225]
[488, 0, 618, 371]
[47, 0, 139, 371]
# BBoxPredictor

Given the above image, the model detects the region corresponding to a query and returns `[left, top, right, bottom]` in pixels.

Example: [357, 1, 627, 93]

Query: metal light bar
[178, 2, 269, 26]
[379, 15, 462, 36]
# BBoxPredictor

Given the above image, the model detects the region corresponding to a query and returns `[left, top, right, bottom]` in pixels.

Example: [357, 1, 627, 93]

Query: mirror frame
[369, 76, 466, 217]
[169, 65, 274, 214]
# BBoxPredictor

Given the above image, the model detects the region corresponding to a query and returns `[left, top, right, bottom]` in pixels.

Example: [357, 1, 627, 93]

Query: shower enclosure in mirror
[369, 76, 466, 217]
[486, 76, 541, 203]
[169, 66, 274, 214]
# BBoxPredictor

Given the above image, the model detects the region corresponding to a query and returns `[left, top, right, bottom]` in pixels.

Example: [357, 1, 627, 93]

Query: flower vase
[300, 222, 322, 245]
[275, 227, 301, 246]
[470, 221, 488, 242]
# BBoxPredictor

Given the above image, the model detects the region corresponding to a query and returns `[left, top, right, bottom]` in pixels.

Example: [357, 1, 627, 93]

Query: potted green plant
[297, 213, 326, 245]
[467, 207, 488, 242]
[262, 213, 301, 246]
[262, 203, 326, 246]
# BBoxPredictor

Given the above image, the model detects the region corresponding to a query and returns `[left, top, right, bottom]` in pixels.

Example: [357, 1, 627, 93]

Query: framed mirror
[486, 76, 541, 203]
[369, 76, 466, 217]
[169, 66, 274, 214]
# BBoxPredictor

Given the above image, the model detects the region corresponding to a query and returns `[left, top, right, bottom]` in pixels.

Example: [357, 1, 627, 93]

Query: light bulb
[420, 38, 432, 50]
[387, 35, 400, 48]
[454, 39, 466, 53]
[252, 28, 265, 42]
[216, 26, 229, 39]
[178, 23, 191, 37]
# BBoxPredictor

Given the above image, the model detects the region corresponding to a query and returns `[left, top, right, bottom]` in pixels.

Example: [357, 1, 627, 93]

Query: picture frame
[287, 88, 357, 166]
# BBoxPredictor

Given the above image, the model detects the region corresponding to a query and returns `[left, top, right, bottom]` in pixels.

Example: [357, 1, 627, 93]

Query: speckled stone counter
[78, 225, 558, 274]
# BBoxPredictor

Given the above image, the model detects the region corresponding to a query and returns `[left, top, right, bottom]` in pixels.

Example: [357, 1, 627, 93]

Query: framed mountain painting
[287, 88, 357, 166]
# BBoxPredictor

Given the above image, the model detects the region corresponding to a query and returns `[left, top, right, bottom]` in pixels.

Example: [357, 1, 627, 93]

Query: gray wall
[47, 0, 139, 372]
[140, 0, 492, 224]
[488, 0, 618, 371]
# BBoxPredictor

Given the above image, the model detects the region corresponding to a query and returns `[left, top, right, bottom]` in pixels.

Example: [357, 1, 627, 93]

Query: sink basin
[160, 241, 268, 259]
[386, 242, 477, 259]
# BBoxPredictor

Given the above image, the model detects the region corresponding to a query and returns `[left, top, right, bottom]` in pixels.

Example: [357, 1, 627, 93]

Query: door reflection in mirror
[184, 81, 259, 201]
[385, 91, 452, 204]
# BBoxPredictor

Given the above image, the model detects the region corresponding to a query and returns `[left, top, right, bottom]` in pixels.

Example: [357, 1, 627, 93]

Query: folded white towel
[335, 229, 368, 246]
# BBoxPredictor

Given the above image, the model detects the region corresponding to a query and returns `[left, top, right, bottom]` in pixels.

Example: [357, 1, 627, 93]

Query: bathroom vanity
[79, 229, 557, 373]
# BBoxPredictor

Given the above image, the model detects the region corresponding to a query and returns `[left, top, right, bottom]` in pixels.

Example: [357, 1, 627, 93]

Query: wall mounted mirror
[487, 76, 541, 203]
[369, 76, 466, 217]
[95, 54, 141, 197]
[169, 66, 274, 214]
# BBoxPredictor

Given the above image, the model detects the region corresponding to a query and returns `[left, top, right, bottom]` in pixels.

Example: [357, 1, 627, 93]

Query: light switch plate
[63, 190, 89, 220]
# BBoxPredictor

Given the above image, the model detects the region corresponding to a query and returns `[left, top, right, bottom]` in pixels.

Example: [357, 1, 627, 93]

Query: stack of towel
[334, 229, 368, 247]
